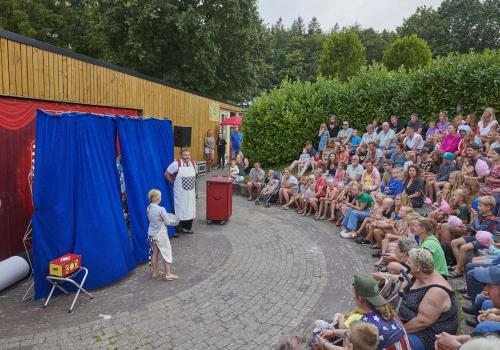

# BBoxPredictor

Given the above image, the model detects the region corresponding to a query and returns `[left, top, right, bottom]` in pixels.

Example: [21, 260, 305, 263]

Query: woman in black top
[327, 115, 340, 139]
[400, 248, 457, 350]
[404, 164, 424, 208]
[216, 132, 227, 169]
[325, 153, 337, 177]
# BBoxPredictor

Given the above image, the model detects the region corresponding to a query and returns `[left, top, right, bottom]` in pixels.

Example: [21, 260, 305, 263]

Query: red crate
[49, 253, 81, 277]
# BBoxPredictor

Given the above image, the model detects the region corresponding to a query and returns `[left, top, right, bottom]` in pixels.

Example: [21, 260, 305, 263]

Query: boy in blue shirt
[349, 129, 362, 155]
[380, 168, 404, 197]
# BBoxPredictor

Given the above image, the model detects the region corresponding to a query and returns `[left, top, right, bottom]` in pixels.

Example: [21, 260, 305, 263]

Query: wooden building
[0, 29, 241, 260]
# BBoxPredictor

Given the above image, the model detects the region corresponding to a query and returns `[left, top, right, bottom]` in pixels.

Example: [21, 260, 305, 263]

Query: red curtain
[0, 97, 139, 260]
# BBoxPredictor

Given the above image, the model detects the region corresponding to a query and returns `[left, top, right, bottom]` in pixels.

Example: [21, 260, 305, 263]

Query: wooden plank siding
[0, 35, 240, 160]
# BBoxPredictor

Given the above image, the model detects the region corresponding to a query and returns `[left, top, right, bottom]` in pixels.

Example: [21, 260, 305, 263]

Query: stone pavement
[0, 172, 373, 349]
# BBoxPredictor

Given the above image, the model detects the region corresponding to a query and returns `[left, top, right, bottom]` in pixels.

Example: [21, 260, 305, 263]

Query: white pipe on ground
[0, 256, 30, 292]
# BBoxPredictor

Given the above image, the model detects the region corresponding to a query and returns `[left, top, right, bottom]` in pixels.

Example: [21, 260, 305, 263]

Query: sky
[258, 0, 444, 31]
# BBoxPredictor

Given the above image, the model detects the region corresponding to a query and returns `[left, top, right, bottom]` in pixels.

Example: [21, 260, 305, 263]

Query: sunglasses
[343, 124, 349, 126]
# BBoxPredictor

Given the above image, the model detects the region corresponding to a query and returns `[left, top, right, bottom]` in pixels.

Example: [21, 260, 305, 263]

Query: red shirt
[315, 176, 327, 197]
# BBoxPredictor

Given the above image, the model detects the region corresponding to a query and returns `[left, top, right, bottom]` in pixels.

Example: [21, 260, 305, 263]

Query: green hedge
[242, 50, 500, 165]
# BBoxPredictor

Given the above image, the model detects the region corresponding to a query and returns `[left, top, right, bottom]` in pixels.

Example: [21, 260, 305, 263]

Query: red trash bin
[206, 176, 233, 224]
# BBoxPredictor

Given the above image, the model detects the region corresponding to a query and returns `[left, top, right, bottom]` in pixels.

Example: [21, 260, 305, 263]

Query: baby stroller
[255, 170, 282, 208]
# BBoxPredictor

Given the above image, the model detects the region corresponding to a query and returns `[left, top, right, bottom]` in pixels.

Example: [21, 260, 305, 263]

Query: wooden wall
[0, 35, 240, 160]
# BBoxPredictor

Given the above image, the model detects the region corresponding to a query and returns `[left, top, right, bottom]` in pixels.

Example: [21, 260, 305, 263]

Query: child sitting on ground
[282, 176, 307, 210]
[337, 144, 350, 165]
[461, 157, 475, 177]
[298, 175, 316, 215]
[403, 151, 416, 171]
[365, 194, 408, 248]
[297, 148, 311, 175]
[356, 143, 368, 164]
[426, 121, 439, 137]
[423, 134, 435, 152]
[255, 170, 280, 207]
[349, 129, 362, 155]
[316, 179, 339, 220]
[436, 189, 470, 262]
[329, 182, 353, 224]
[353, 193, 386, 241]
[380, 168, 404, 197]
[228, 159, 242, 183]
[332, 162, 346, 186]
[359, 197, 395, 246]
[373, 206, 415, 262]
[449, 195, 499, 278]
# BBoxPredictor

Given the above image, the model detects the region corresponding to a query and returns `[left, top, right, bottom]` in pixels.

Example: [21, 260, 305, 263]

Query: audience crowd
[239, 110, 500, 350]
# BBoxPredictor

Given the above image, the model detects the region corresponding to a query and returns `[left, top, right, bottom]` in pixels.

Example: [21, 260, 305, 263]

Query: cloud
[258, 0, 443, 31]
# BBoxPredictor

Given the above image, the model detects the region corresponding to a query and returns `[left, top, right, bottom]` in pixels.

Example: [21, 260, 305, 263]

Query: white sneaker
[339, 228, 347, 236]
[340, 231, 354, 239]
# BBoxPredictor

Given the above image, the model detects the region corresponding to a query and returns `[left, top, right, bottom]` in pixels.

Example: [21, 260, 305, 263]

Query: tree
[290, 16, 305, 36]
[307, 17, 322, 35]
[280, 49, 305, 80]
[319, 29, 366, 81]
[355, 28, 396, 64]
[382, 35, 432, 71]
[90, 0, 267, 102]
[0, 0, 86, 49]
[397, 0, 500, 56]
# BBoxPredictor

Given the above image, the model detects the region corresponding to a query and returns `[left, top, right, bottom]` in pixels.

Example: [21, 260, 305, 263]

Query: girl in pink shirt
[338, 144, 350, 164]
[332, 162, 346, 186]
[439, 124, 461, 153]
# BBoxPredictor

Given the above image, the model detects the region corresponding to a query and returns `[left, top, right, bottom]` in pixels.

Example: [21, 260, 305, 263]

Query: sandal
[448, 271, 464, 279]
[163, 275, 178, 281]
[152, 273, 161, 279]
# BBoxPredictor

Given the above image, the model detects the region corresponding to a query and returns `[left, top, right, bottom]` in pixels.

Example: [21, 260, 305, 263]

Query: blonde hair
[479, 195, 496, 210]
[399, 206, 414, 216]
[444, 171, 465, 202]
[375, 193, 385, 202]
[396, 193, 410, 208]
[349, 321, 380, 350]
[406, 211, 421, 222]
[483, 107, 496, 121]
[383, 197, 394, 207]
[375, 303, 396, 321]
[409, 248, 435, 274]
[416, 217, 436, 233]
[460, 335, 500, 350]
[391, 168, 403, 177]
[148, 189, 161, 203]
[452, 188, 466, 205]
[464, 178, 480, 206]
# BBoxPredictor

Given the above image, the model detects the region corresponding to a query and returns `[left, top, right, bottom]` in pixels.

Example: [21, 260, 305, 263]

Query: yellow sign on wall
[209, 102, 220, 121]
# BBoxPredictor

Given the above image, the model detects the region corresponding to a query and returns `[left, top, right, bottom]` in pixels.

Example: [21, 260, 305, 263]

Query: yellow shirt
[363, 173, 373, 186]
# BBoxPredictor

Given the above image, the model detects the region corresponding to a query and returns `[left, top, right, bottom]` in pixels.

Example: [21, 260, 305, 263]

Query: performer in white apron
[165, 149, 197, 234]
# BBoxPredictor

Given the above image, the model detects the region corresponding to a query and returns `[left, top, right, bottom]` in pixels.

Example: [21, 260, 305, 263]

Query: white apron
[174, 160, 196, 220]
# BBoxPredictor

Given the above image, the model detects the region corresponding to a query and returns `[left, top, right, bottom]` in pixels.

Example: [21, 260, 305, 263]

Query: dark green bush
[242, 50, 500, 165]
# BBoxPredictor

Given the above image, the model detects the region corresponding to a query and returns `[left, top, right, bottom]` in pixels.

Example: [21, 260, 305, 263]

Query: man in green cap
[317, 274, 410, 350]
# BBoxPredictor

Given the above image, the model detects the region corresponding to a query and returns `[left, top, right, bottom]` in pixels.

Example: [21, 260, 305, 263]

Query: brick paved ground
[0, 173, 390, 349]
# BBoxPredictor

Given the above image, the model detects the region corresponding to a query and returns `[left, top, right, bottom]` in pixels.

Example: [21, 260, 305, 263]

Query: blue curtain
[116, 117, 175, 263]
[32, 110, 136, 300]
